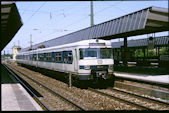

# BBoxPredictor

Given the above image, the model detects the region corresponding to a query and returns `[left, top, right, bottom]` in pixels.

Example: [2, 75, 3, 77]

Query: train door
[63, 51, 67, 71]
[74, 49, 78, 71]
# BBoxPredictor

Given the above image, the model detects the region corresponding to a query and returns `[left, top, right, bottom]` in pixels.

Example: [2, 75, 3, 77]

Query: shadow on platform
[1, 64, 19, 84]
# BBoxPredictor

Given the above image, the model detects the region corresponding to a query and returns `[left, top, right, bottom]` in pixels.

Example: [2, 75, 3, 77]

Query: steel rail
[108, 87, 169, 107]
[3, 64, 50, 111]
[6, 63, 86, 111]
[88, 88, 152, 110]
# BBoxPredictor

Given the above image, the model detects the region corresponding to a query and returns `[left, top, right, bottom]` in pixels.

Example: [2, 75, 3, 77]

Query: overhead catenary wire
[21, 2, 32, 16]
[35, 2, 82, 35]
[24, 1, 122, 40]
[94, 1, 123, 15]
[42, 3, 90, 37]
[24, 2, 46, 24]
[45, 15, 89, 37]
[21, 1, 125, 48]
[103, 1, 127, 14]
[18, 2, 80, 15]
[46, 1, 123, 37]
[60, 1, 124, 29]
[17, 2, 82, 48]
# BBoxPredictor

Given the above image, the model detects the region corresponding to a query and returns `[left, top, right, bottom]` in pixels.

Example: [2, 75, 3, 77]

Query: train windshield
[79, 48, 112, 59]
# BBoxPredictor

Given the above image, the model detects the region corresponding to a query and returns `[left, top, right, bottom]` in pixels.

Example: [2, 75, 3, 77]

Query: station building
[12, 46, 21, 60]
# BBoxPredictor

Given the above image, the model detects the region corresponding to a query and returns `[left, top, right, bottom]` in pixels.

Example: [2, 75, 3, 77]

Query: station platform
[114, 72, 169, 85]
[1, 64, 43, 111]
[114, 66, 169, 85]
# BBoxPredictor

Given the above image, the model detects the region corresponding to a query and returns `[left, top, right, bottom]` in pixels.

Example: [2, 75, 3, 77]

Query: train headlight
[84, 65, 90, 70]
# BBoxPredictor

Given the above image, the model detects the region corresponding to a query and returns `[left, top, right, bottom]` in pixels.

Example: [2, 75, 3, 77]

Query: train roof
[18, 39, 111, 54]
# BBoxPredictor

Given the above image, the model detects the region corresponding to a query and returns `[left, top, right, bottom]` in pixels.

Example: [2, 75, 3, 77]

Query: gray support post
[123, 37, 128, 67]
[69, 73, 72, 88]
[90, 1, 94, 27]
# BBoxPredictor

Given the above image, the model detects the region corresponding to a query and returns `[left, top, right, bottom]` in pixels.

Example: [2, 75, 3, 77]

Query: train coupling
[95, 71, 108, 79]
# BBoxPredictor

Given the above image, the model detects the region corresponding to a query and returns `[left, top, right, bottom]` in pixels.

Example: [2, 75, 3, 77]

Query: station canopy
[1, 2, 23, 51]
[111, 36, 169, 49]
[20, 6, 168, 52]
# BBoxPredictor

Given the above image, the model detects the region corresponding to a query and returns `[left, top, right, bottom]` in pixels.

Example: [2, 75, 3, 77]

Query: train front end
[78, 40, 114, 81]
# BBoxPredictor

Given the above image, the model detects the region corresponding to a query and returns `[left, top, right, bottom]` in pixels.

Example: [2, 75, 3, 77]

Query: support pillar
[143, 48, 145, 58]
[123, 37, 128, 67]
[69, 73, 72, 88]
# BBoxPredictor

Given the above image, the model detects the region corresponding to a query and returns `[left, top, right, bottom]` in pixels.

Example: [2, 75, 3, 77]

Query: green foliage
[159, 47, 168, 55]
[148, 50, 155, 57]
[134, 49, 144, 57]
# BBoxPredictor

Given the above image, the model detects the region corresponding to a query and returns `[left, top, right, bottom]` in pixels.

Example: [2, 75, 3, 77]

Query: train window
[38, 54, 44, 61]
[58, 53, 62, 62]
[29, 55, 31, 60]
[55, 53, 58, 62]
[28, 55, 30, 60]
[55, 52, 62, 63]
[100, 48, 112, 59]
[80, 50, 83, 59]
[63, 51, 67, 63]
[33, 54, 37, 61]
[26, 55, 28, 60]
[47, 53, 50, 61]
[46, 53, 52, 62]
[67, 52, 73, 64]
[43, 53, 46, 61]
[79, 48, 97, 59]
[49, 53, 52, 61]
[16, 55, 19, 59]
[52, 52, 55, 62]
[30, 54, 33, 60]
[46, 53, 49, 61]
[41, 54, 44, 61]
[79, 48, 112, 59]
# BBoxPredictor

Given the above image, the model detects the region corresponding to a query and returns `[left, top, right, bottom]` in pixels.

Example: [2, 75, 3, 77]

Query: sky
[2, 0, 168, 54]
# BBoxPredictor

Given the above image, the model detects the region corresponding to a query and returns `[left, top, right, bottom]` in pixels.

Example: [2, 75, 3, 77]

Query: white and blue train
[16, 39, 114, 82]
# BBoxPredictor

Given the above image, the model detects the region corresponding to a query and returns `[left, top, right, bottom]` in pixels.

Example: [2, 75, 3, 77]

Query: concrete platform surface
[1, 83, 43, 111]
[114, 72, 169, 85]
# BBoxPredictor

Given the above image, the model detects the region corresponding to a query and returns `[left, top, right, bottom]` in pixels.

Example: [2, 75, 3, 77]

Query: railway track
[4, 63, 86, 111]
[88, 88, 151, 110]
[88, 87, 169, 110]
[4, 62, 143, 110]
[2, 64, 50, 111]
[109, 87, 169, 106]
[5, 62, 169, 110]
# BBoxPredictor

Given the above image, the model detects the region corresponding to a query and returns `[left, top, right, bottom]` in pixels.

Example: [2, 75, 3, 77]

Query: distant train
[16, 39, 114, 83]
